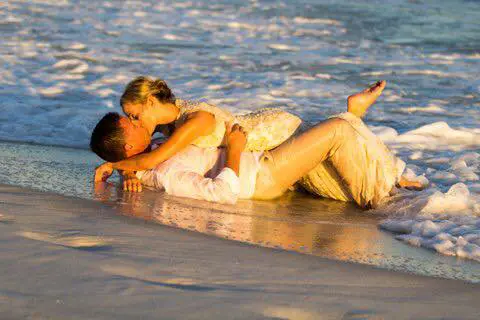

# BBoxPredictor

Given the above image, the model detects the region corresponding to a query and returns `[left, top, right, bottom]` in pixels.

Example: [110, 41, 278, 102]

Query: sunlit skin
[118, 117, 152, 158]
[122, 95, 180, 136]
[347, 80, 386, 117]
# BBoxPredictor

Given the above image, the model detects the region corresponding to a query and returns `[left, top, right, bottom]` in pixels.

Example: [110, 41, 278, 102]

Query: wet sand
[93, 182, 480, 283]
[1, 184, 479, 319]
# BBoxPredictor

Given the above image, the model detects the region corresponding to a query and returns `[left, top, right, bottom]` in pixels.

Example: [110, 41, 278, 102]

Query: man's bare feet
[347, 80, 386, 118]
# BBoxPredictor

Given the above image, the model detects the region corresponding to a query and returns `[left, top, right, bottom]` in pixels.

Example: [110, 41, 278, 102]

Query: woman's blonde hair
[120, 76, 175, 107]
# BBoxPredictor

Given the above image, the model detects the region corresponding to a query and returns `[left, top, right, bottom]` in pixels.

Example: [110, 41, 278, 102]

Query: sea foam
[373, 121, 480, 261]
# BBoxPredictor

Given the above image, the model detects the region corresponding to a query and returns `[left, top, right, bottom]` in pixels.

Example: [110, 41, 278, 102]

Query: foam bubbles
[53, 59, 89, 74]
[68, 43, 86, 50]
[379, 183, 480, 261]
[268, 44, 300, 52]
[293, 17, 342, 26]
[389, 122, 480, 151]
[397, 104, 446, 115]
[39, 85, 65, 97]
[361, 69, 470, 79]
[369, 126, 399, 141]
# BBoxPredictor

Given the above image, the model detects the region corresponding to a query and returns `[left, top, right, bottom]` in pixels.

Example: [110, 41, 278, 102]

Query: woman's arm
[111, 111, 216, 171]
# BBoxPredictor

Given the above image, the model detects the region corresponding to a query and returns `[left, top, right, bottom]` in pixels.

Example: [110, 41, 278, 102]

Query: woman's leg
[253, 118, 357, 200]
[347, 80, 386, 118]
[252, 80, 389, 204]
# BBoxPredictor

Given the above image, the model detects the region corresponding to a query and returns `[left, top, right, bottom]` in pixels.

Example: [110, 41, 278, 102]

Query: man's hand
[226, 123, 247, 152]
[122, 172, 143, 192]
[94, 162, 114, 182]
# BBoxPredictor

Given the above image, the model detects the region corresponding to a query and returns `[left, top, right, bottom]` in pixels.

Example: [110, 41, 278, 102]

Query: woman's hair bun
[121, 76, 176, 106]
[149, 78, 175, 103]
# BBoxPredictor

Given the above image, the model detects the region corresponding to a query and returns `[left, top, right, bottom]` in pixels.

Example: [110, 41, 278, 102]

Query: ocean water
[1, 1, 479, 263]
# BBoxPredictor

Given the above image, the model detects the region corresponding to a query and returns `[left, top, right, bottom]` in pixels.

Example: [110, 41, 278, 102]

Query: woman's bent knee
[328, 117, 354, 133]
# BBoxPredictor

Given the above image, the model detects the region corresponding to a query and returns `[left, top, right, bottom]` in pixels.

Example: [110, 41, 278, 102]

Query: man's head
[90, 112, 151, 162]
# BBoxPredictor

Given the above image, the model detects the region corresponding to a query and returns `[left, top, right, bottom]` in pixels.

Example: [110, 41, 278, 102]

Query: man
[91, 81, 424, 207]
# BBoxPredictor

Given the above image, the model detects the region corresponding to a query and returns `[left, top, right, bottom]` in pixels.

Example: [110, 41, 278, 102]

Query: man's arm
[111, 111, 216, 171]
[165, 169, 240, 204]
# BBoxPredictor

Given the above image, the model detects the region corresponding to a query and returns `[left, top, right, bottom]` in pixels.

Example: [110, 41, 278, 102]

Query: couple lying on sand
[91, 77, 424, 208]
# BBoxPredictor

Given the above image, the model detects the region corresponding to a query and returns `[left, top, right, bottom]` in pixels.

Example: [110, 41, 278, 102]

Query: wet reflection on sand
[93, 184, 480, 281]
[95, 183, 388, 261]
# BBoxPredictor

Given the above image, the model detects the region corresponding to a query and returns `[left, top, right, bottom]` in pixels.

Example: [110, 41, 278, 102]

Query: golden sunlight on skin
[118, 117, 152, 157]
[123, 102, 157, 136]
[122, 97, 180, 137]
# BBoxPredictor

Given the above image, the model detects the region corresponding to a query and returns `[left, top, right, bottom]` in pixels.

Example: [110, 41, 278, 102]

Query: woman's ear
[147, 95, 156, 109]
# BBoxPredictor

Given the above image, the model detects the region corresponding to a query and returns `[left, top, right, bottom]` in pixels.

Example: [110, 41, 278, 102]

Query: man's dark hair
[90, 112, 127, 162]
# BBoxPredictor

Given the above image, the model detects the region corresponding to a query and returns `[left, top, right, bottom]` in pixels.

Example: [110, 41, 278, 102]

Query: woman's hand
[122, 172, 143, 192]
[94, 162, 114, 182]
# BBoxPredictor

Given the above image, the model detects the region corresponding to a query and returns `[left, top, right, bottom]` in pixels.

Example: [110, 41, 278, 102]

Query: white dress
[174, 99, 302, 151]
[298, 112, 406, 208]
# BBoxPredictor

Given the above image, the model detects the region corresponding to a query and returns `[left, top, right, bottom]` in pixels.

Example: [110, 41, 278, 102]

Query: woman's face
[122, 100, 156, 136]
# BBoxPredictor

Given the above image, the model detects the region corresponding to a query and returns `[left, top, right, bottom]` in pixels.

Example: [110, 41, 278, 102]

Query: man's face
[118, 116, 152, 157]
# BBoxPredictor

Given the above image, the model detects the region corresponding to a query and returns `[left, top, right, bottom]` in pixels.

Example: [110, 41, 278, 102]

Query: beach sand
[1, 184, 479, 319]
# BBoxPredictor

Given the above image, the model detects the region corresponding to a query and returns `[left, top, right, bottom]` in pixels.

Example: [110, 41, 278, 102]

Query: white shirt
[136, 145, 263, 204]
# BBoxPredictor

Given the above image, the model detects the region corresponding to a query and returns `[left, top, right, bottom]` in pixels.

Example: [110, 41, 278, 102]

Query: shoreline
[1, 140, 479, 282]
[1, 184, 479, 318]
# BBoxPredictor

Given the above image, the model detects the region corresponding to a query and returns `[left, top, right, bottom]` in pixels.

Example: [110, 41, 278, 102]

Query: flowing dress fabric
[298, 112, 406, 208]
[174, 99, 302, 151]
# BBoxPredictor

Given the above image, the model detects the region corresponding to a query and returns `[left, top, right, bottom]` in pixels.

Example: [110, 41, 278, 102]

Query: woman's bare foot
[347, 80, 386, 118]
